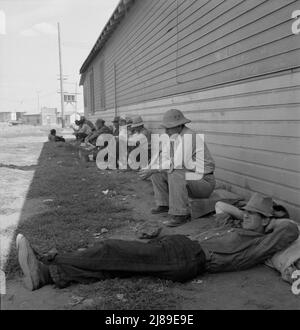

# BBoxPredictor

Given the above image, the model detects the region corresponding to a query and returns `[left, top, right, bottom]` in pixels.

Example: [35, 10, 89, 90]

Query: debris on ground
[102, 190, 117, 198]
[116, 294, 127, 302]
[81, 298, 95, 308]
[43, 199, 54, 204]
[100, 228, 109, 234]
[69, 296, 85, 306]
[135, 222, 162, 239]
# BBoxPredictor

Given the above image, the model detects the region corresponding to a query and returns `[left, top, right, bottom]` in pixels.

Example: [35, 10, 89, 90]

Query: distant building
[57, 110, 83, 127]
[41, 107, 58, 126]
[0, 112, 23, 122]
[21, 113, 41, 125]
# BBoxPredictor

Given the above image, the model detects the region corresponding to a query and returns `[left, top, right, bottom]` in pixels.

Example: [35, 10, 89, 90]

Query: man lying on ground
[215, 197, 300, 283]
[16, 193, 299, 291]
[48, 129, 65, 143]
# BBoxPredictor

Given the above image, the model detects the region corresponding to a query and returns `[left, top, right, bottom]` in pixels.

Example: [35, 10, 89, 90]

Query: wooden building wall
[81, 0, 300, 219]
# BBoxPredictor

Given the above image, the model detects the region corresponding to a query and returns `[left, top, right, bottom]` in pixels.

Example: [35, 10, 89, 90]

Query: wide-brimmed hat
[131, 116, 144, 128]
[243, 193, 273, 217]
[161, 109, 191, 128]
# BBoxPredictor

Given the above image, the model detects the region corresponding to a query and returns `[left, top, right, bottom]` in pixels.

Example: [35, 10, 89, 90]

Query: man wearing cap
[128, 115, 152, 164]
[139, 109, 216, 227]
[130, 116, 151, 141]
[85, 118, 112, 146]
[112, 116, 120, 137]
[76, 119, 93, 142]
[80, 116, 96, 132]
[15, 193, 299, 290]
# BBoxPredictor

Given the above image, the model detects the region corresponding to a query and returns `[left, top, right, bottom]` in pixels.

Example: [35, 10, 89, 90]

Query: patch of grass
[5, 141, 135, 278]
[71, 277, 181, 310]
[5, 140, 181, 310]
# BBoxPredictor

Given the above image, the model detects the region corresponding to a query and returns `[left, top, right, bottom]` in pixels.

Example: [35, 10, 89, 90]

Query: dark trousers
[76, 133, 88, 141]
[47, 235, 206, 287]
[55, 136, 65, 143]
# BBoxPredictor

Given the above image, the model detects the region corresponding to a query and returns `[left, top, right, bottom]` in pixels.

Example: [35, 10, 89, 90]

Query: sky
[0, 0, 120, 114]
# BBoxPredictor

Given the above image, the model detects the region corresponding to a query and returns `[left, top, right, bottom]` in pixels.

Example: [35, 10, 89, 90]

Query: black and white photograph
[0, 0, 300, 313]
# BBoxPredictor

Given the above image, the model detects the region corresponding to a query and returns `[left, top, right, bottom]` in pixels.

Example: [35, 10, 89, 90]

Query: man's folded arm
[234, 221, 299, 270]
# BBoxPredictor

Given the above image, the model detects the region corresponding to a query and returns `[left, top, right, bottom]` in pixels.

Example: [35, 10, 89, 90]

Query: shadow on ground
[1, 140, 180, 310]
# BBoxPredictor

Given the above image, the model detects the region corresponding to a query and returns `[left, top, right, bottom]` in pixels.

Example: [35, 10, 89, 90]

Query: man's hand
[139, 169, 159, 180]
[266, 218, 297, 232]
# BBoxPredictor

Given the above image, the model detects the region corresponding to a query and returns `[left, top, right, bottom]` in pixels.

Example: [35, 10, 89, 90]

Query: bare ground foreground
[0, 125, 299, 310]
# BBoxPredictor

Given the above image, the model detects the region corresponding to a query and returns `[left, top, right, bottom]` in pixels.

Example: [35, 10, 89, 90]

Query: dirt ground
[0, 125, 299, 310]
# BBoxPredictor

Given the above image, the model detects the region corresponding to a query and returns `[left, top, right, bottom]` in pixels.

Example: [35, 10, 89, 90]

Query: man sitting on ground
[128, 115, 152, 166]
[75, 119, 93, 142]
[139, 109, 216, 227]
[16, 193, 299, 291]
[85, 119, 112, 146]
[112, 116, 120, 137]
[80, 116, 95, 132]
[72, 120, 83, 140]
[48, 129, 65, 143]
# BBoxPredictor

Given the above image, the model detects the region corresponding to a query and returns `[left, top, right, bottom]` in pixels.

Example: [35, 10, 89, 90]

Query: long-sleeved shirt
[189, 221, 299, 273]
[87, 125, 112, 144]
[148, 126, 215, 177]
[78, 123, 92, 135]
[128, 127, 151, 147]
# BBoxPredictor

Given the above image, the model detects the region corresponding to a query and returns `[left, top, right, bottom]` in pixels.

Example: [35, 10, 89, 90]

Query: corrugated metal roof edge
[79, 0, 135, 82]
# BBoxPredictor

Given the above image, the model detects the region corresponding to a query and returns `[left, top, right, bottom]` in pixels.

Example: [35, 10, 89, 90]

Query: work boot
[164, 214, 191, 227]
[16, 234, 52, 291]
[151, 206, 169, 214]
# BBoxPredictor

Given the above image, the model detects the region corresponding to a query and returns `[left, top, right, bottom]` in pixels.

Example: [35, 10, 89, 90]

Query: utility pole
[36, 90, 41, 113]
[75, 82, 78, 118]
[57, 22, 65, 128]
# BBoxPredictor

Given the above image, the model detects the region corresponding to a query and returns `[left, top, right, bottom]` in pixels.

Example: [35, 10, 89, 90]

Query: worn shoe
[16, 234, 50, 291]
[151, 206, 169, 214]
[164, 214, 191, 227]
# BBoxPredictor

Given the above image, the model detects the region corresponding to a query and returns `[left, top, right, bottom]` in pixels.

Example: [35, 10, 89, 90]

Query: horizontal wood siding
[88, 71, 300, 220]
[82, 0, 300, 220]
[85, 0, 300, 110]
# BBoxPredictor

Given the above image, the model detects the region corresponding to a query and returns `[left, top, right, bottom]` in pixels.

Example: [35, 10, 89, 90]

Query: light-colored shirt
[78, 123, 92, 135]
[148, 126, 215, 177]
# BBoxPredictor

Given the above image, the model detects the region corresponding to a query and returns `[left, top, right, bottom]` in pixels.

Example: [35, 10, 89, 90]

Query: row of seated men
[73, 115, 151, 163]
